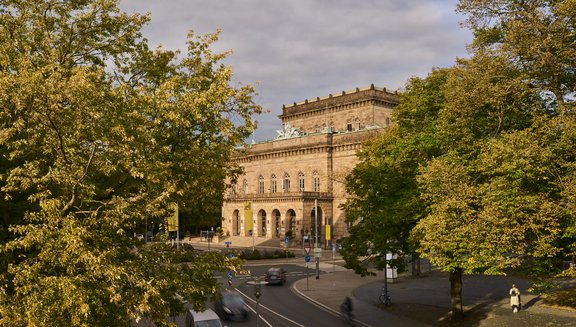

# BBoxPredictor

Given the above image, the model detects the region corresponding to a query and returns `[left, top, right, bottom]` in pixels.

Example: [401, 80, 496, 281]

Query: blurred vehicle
[264, 267, 287, 285]
[135, 233, 144, 241]
[214, 290, 249, 321]
[185, 308, 223, 327]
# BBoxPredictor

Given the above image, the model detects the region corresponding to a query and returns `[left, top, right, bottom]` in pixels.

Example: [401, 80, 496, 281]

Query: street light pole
[315, 198, 319, 279]
[247, 278, 268, 327]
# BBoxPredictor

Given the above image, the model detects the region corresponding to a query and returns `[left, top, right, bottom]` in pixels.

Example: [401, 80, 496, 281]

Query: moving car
[264, 267, 287, 285]
[214, 291, 249, 321]
[185, 308, 223, 327]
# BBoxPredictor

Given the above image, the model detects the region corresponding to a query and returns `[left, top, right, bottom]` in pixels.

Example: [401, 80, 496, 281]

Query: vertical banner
[244, 201, 253, 235]
[168, 203, 179, 232]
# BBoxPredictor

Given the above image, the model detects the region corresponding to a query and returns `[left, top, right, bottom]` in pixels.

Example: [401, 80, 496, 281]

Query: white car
[185, 308, 224, 327]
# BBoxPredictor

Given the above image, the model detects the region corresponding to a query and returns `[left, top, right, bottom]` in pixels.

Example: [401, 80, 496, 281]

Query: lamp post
[247, 278, 268, 327]
[252, 218, 255, 252]
[315, 198, 319, 279]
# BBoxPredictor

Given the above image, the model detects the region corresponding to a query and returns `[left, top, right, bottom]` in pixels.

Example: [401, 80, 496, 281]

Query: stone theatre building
[221, 85, 399, 247]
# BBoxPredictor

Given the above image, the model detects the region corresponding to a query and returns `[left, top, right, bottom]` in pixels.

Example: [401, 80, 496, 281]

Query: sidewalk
[189, 237, 576, 326]
[291, 264, 576, 327]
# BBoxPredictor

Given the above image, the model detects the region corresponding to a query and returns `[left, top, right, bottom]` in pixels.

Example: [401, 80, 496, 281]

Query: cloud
[120, 0, 472, 141]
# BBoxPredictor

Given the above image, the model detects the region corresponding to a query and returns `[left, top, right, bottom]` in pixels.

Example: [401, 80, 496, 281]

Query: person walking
[509, 284, 521, 312]
[340, 296, 354, 322]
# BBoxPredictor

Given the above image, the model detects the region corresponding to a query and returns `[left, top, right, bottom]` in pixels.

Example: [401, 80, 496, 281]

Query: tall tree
[0, 0, 261, 325]
[343, 0, 575, 320]
[340, 69, 448, 276]
[413, 0, 575, 319]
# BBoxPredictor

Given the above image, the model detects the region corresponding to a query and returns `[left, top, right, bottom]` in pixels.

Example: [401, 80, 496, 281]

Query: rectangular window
[314, 177, 320, 192]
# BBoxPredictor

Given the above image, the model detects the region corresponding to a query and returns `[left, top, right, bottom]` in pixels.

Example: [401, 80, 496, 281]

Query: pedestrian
[340, 296, 353, 321]
[509, 284, 521, 312]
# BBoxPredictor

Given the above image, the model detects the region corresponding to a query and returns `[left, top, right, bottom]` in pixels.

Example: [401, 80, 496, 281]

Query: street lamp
[314, 198, 319, 279]
[247, 278, 268, 327]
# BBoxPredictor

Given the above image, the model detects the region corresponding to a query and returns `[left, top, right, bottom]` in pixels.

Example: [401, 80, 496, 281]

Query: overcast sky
[119, 0, 473, 141]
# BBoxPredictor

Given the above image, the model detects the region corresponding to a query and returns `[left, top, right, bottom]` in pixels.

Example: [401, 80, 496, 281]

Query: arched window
[385, 117, 391, 127]
[283, 173, 290, 193]
[271, 175, 277, 193]
[313, 171, 320, 192]
[243, 179, 248, 194]
[258, 175, 264, 194]
[298, 171, 305, 192]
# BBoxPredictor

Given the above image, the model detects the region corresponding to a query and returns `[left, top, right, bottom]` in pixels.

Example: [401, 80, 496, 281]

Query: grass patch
[541, 289, 576, 309]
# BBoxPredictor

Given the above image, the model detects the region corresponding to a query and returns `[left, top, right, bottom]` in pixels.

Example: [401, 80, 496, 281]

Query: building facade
[221, 85, 399, 247]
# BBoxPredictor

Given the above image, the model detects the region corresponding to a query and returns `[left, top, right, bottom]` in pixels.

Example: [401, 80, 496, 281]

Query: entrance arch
[310, 206, 323, 246]
[257, 209, 267, 237]
[271, 209, 281, 238]
[232, 210, 240, 236]
[286, 209, 296, 239]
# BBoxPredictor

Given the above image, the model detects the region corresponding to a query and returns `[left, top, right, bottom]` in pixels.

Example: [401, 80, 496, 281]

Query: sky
[119, 0, 473, 142]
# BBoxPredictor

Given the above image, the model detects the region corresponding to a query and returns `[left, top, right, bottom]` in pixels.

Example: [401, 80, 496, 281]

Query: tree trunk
[449, 268, 464, 320]
[411, 255, 421, 276]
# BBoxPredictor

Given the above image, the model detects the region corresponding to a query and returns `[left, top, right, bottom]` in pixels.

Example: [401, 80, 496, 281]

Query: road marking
[235, 288, 306, 327]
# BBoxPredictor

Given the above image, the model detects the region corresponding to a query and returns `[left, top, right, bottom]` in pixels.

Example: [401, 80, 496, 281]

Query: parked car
[185, 308, 223, 327]
[214, 290, 249, 321]
[264, 267, 287, 285]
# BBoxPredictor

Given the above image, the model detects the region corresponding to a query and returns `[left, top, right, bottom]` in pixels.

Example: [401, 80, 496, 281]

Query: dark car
[214, 290, 249, 321]
[264, 267, 287, 285]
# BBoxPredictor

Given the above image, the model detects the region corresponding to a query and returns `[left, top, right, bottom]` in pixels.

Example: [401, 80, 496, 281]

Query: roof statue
[275, 123, 301, 139]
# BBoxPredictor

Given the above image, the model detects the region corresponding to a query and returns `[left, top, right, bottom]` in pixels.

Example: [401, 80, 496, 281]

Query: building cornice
[234, 128, 382, 163]
[279, 84, 399, 120]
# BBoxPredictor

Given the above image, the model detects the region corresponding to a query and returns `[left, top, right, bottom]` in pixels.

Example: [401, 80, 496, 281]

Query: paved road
[291, 262, 576, 327]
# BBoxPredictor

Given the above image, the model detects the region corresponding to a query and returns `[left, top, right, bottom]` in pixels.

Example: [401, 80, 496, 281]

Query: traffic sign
[305, 255, 311, 262]
[284, 236, 289, 244]
[304, 247, 311, 255]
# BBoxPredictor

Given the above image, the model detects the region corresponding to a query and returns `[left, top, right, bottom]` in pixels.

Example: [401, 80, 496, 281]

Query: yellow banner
[168, 203, 179, 232]
[325, 224, 331, 240]
[244, 201, 253, 233]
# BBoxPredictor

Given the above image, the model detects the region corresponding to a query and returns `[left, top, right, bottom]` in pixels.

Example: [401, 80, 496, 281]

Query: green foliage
[528, 279, 561, 295]
[0, 0, 260, 325]
[542, 289, 576, 309]
[414, 0, 575, 280]
[344, 0, 576, 319]
[340, 68, 449, 276]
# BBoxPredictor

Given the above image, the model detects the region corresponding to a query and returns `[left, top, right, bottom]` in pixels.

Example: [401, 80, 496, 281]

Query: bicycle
[340, 297, 355, 324]
[379, 287, 392, 306]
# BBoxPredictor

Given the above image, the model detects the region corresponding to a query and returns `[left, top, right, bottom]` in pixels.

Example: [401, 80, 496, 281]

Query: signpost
[226, 271, 233, 287]
[305, 255, 310, 291]
[247, 278, 268, 327]
[314, 247, 322, 279]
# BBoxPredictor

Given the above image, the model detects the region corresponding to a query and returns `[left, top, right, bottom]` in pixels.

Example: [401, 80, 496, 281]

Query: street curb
[290, 278, 372, 327]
